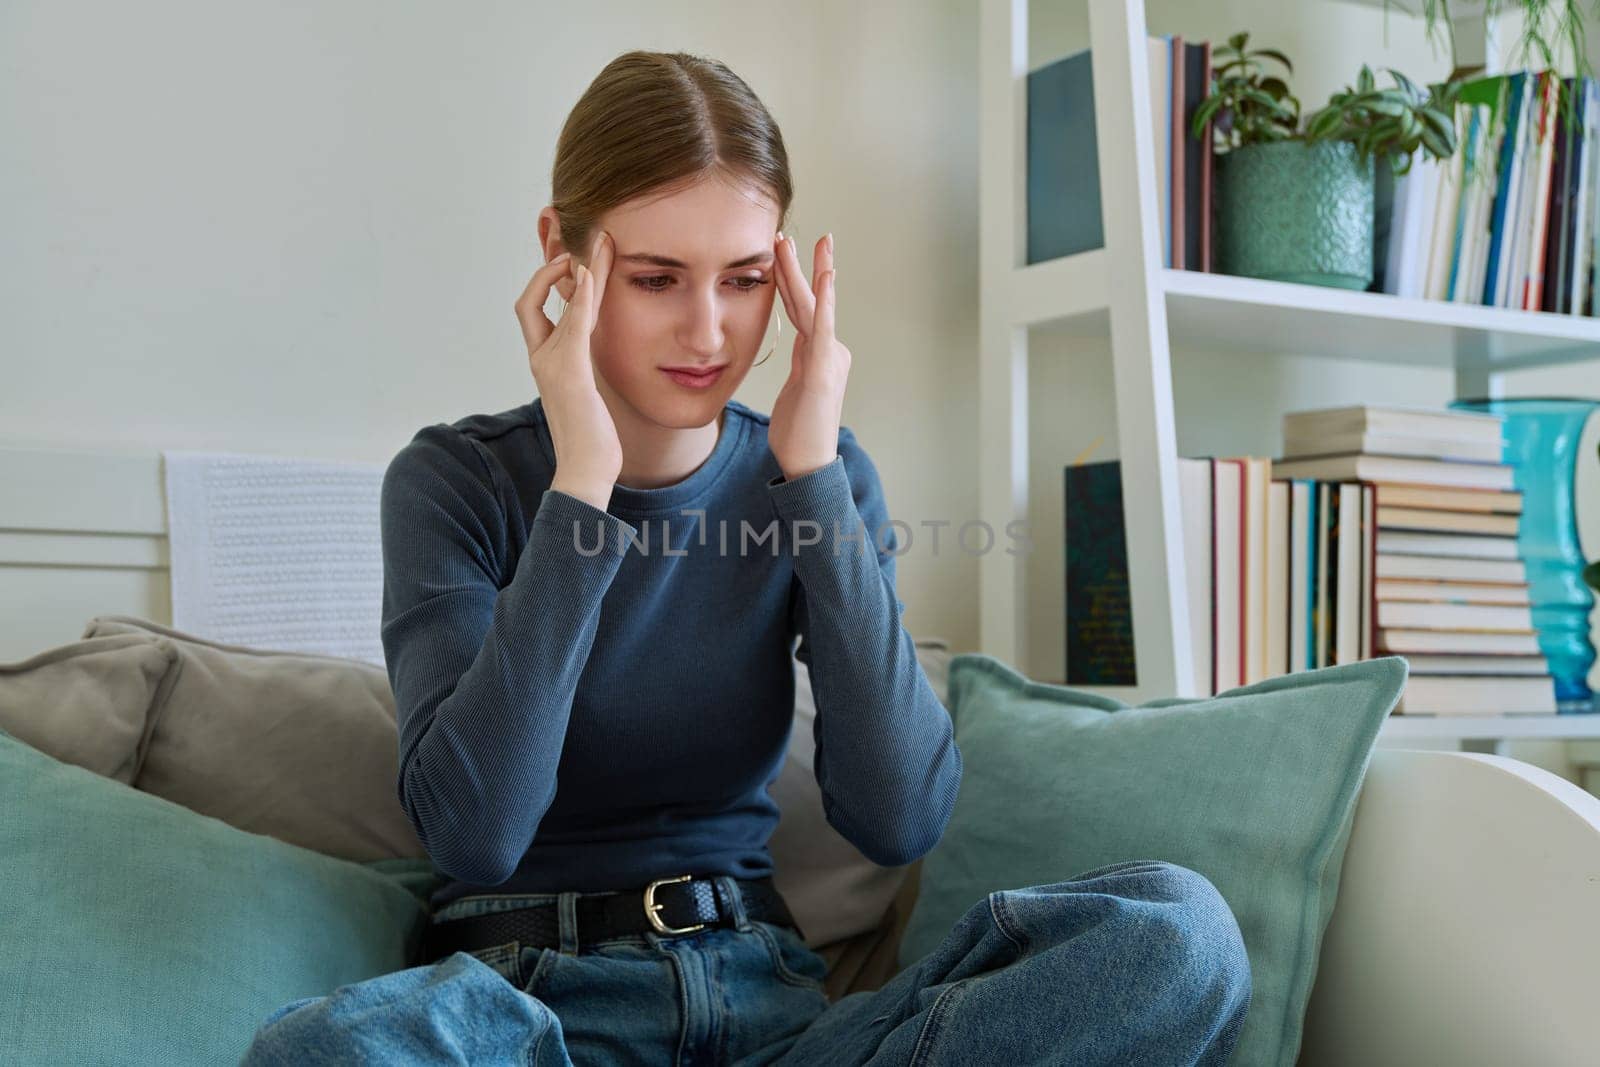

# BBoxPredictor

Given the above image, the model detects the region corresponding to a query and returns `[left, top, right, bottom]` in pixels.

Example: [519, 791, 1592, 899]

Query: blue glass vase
[1449, 397, 1599, 714]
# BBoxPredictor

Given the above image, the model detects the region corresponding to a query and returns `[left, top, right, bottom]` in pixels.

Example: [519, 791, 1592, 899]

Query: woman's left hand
[767, 231, 851, 482]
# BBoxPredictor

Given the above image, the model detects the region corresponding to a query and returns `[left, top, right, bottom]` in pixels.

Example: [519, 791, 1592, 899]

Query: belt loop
[557, 891, 581, 956]
[717, 876, 752, 932]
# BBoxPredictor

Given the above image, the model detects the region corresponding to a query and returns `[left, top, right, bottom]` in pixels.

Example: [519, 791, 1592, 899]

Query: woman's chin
[631, 388, 734, 429]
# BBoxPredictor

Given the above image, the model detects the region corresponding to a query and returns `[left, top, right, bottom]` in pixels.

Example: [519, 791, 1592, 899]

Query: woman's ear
[537, 205, 575, 301]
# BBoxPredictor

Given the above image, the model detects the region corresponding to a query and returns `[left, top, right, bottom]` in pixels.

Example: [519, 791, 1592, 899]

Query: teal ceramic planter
[1215, 140, 1375, 290]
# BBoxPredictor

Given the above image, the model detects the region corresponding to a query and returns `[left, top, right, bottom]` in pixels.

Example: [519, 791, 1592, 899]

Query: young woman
[242, 50, 1251, 1066]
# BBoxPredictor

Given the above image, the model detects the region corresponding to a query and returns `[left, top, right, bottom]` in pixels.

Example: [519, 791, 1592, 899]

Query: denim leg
[770, 859, 1252, 1067]
[238, 951, 574, 1066]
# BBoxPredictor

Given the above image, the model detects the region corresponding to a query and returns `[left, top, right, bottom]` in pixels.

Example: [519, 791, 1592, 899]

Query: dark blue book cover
[1182, 40, 1208, 271]
[1027, 48, 1104, 263]
[1065, 461, 1136, 685]
[1543, 77, 1574, 313]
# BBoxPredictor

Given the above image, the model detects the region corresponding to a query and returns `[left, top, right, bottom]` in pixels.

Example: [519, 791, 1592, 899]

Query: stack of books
[1272, 405, 1555, 714]
[1062, 404, 1556, 714]
[1381, 70, 1598, 314]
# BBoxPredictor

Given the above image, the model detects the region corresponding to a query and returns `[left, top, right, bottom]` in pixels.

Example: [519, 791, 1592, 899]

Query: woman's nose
[680, 290, 725, 356]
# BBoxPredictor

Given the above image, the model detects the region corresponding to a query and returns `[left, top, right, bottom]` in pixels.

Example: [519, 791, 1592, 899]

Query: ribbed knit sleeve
[379, 425, 635, 885]
[765, 427, 963, 867]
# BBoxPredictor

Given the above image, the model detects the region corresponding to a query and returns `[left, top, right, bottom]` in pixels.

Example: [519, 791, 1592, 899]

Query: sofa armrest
[1301, 748, 1600, 1066]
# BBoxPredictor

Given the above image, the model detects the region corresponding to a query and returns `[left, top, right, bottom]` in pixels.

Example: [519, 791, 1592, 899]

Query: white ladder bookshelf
[977, 0, 1600, 738]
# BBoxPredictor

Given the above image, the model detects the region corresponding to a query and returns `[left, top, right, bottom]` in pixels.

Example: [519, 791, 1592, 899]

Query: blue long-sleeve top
[378, 395, 962, 910]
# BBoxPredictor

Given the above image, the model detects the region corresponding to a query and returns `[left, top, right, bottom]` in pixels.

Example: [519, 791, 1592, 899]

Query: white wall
[0, 0, 982, 648]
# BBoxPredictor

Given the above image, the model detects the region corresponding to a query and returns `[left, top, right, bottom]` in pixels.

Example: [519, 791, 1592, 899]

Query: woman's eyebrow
[616, 251, 775, 269]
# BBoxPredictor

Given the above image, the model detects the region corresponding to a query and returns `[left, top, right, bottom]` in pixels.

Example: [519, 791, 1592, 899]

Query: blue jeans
[240, 859, 1250, 1065]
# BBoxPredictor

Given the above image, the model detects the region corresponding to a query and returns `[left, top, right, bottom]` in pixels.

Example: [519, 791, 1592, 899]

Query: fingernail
[776, 230, 785, 242]
[554, 251, 571, 261]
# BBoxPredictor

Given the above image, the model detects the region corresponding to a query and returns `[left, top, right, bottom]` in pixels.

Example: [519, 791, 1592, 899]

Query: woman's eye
[629, 275, 771, 295]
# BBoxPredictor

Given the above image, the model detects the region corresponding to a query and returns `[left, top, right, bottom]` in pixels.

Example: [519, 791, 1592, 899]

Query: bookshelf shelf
[979, 0, 1599, 713]
[1011, 252, 1600, 365]
[1163, 269, 1600, 370]
[1379, 714, 1600, 741]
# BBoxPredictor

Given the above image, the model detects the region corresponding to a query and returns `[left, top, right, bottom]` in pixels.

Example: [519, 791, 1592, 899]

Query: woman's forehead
[603, 177, 780, 261]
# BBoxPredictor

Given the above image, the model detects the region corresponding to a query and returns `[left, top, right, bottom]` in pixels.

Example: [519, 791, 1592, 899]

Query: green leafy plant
[1191, 32, 1300, 152]
[1303, 65, 1462, 175]
[1405, 0, 1596, 81]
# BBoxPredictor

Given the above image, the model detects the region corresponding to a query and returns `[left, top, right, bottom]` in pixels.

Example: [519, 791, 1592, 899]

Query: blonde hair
[550, 51, 794, 264]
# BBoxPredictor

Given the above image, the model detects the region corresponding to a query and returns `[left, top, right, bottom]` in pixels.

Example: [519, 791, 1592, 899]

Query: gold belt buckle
[644, 874, 708, 935]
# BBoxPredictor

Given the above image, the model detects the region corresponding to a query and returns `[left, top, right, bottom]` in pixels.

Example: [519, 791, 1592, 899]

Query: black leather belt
[422, 874, 802, 962]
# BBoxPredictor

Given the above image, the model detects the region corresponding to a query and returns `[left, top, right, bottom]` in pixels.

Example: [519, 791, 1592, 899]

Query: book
[1065, 460, 1136, 684]
[1362, 483, 1376, 660]
[1425, 100, 1471, 300]
[1447, 105, 1487, 302]
[1184, 40, 1212, 273]
[1180, 458, 1215, 696]
[1372, 483, 1523, 514]
[1149, 35, 1172, 269]
[1382, 154, 1443, 297]
[1522, 71, 1562, 308]
[1315, 482, 1333, 669]
[1282, 404, 1506, 444]
[1270, 454, 1516, 492]
[1288, 480, 1317, 673]
[1496, 73, 1535, 307]
[1570, 80, 1600, 312]
[1376, 578, 1532, 605]
[1378, 628, 1542, 655]
[1395, 652, 1549, 674]
[1170, 35, 1186, 270]
[1376, 601, 1535, 631]
[1377, 530, 1521, 559]
[1334, 483, 1363, 665]
[1397, 673, 1557, 714]
[1542, 76, 1577, 313]
[1375, 553, 1528, 584]
[1477, 73, 1524, 306]
[1214, 459, 1244, 692]
[1237, 457, 1270, 683]
[1281, 430, 1505, 464]
[1375, 506, 1520, 536]
[1265, 480, 1290, 678]
[1064, 458, 1217, 689]
[1026, 49, 1102, 262]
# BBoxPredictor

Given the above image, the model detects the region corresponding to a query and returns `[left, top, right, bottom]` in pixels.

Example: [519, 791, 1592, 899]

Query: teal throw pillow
[0, 726, 446, 1066]
[899, 654, 1408, 1067]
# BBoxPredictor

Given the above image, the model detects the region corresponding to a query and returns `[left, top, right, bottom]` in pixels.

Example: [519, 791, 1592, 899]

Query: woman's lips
[661, 366, 726, 389]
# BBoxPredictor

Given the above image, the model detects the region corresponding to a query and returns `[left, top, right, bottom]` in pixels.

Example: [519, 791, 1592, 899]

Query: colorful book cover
[1065, 461, 1136, 685]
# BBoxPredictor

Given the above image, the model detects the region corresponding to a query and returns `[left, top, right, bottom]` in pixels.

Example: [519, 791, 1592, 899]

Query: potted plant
[1305, 66, 1463, 292]
[1195, 34, 1459, 290]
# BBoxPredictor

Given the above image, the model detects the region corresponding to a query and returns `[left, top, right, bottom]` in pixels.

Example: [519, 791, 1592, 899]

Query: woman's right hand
[514, 232, 623, 511]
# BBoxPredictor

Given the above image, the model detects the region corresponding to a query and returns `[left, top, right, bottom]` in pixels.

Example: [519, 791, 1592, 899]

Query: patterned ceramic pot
[1215, 140, 1374, 290]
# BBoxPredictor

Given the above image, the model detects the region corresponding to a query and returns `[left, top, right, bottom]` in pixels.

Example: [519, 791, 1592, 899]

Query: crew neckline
[528, 396, 749, 514]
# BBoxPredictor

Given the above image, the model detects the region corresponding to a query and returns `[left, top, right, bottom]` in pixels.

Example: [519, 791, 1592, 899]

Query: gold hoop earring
[752, 308, 782, 367]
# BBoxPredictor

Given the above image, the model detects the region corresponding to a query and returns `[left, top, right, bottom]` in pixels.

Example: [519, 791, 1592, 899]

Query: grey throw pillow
[80, 614, 425, 864]
[0, 633, 177, 783]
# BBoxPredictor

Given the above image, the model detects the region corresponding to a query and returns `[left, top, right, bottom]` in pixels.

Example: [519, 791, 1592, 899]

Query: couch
[4, 619, 1599, 1065]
